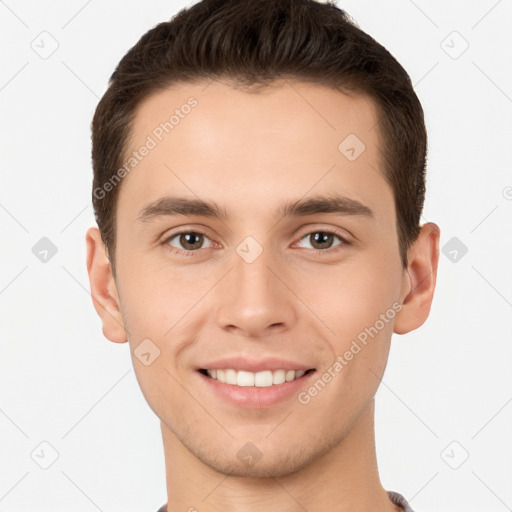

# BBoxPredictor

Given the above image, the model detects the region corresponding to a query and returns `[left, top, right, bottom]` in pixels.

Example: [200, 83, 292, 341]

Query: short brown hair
[91, 0, 427, 273]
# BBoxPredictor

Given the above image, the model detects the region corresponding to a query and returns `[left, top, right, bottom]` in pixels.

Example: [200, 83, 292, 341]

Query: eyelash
[162, 228, 350, 257]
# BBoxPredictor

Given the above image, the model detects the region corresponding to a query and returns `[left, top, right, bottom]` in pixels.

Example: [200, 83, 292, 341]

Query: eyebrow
[137, 194, 374, 223]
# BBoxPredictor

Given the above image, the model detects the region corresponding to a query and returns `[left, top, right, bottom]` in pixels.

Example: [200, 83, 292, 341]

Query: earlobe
[85, 227, 128, 343]
[394, 222, 440, 335]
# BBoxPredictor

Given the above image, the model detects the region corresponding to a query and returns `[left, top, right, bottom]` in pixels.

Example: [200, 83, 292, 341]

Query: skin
[86, 80, 440, 512]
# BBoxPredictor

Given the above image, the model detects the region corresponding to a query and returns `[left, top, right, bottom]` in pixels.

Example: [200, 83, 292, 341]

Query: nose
[215, 243, 297, 338]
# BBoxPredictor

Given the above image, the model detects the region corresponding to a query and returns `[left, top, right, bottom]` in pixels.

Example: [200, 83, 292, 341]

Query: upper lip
[197, 357, 315, 373]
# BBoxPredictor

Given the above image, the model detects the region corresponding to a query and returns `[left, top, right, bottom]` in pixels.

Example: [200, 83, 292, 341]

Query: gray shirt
[388, 490, 415, 511]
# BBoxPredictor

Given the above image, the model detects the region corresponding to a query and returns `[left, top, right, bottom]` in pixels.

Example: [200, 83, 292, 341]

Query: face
[90, 80, 425, 477]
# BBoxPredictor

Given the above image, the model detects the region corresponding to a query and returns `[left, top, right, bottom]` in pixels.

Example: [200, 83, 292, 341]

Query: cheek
[298, 256, 401, 397]
[299, 256, 400, 335]
[297, 266, 397, 416]
[117, 257, 205, 338]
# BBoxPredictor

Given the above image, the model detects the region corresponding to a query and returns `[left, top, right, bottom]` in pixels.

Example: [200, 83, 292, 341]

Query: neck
[161, 399, 400, 512]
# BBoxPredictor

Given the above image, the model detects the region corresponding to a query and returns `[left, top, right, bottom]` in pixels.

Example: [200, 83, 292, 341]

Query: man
[86, 0, 439, 510]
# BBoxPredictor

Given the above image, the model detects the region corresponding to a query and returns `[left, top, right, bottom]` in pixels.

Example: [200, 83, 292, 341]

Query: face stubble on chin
[104, 79, 411, 478]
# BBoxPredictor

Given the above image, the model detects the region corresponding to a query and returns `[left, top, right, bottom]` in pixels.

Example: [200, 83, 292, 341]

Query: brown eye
[297, 230, 345, 251]
[166, 231, 212, 252]
[180, 232, 203, 250]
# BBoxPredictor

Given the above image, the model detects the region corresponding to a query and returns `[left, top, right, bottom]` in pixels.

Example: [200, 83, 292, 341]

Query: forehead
[119, 79, 392, 225]
[131, 79, 381, 154]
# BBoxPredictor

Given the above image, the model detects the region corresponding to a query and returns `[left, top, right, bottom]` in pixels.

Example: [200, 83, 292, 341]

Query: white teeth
[237, 370, 254, 387]
[254, 370, 273, 387]
[285, 370, 295, 382]
[272, 369, 286, 385]
[225, 369, 237, 385]
[205, 368, 309, 387]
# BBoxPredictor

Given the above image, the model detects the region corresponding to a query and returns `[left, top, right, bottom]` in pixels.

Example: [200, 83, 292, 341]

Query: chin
[191, 433, 336, 479]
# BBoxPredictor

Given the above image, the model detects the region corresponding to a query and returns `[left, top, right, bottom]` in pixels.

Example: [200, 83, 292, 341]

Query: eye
[164, 230, 214, 254]
[162, 228, 349, 256]
[296, 230, 347, 252]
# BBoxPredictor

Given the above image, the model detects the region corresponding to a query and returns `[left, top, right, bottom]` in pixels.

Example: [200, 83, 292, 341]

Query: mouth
[198, 368, 316, 387]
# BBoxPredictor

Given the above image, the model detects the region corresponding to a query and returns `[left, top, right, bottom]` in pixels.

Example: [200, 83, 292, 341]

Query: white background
[1, 1, 511, 511]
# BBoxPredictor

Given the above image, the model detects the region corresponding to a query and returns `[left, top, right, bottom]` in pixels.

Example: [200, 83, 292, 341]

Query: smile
[199, 368, 314, 387]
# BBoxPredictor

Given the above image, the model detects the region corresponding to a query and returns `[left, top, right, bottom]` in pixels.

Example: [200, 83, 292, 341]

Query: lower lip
[197, 370, 316, 408]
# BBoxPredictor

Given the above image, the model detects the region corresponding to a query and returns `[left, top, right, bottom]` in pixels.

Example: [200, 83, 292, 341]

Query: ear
[394, 222, 440, 335]
[85, 227, 127, 343]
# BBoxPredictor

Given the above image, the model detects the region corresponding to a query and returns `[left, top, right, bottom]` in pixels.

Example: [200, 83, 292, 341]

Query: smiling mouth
[198, 368, 315, 387]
